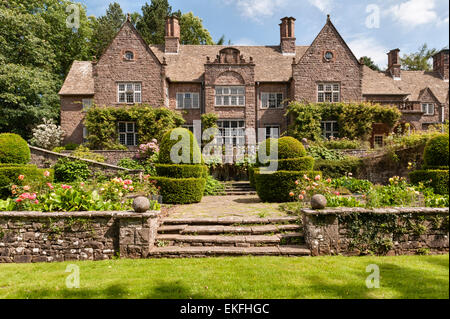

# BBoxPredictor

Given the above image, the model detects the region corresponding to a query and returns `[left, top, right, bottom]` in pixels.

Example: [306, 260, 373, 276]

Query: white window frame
[176, 92, 200, 109]
[317, 83, 340, 103]
[261, 93, 284, 109]
[118, 82, 142, 104]
[422, 103, 435, 116]
[118, 122, 138, 146]
[374, 135, 384, 148]
[82, 126, 89, 144]
[217, 120, 245, 146]
[265, 125, 280, 139]
[82, 98, 93, 111]
[215, 86, 245, 107]
[321, 121, 339, 139]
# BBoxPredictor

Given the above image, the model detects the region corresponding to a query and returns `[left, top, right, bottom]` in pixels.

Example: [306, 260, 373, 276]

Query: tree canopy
[401, 44, 438, 71]
[360, 56, 381, 71]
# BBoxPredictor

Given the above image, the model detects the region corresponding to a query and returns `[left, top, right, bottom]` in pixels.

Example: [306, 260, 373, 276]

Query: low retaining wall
[0, 211, 160, 263]
[302, 207, 449, 256]
[62, 150, 138, 166]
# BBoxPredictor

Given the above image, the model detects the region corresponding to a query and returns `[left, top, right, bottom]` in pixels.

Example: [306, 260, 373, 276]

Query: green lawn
[0, 255, 448, 299]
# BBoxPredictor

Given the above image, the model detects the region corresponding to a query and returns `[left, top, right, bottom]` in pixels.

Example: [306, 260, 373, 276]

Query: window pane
[135, 92, 141, 103]
[239, 96, 245, 106]
[231, 87, 238, 95]
[333, 92, 339, 102]
[126, 133, 134, 146]
[223, 96, 230, 105]
[127, 122, 134, 132]
[134, 83, 141, 91]
[216, 96, 222, 106]
[325, 84, 332, 92]
[262, 93, 268, 108]
[184, 95, 192, 109]
[126, 83, 133, 91]
[333, 84, 339, 91]
[119, 84, 125, 91]
[119, 134, 126, 145]
[318, 93, 324, 102]
[429, 105, 434, 115]
[231, 96, 237, 106]
[237, 87, 245, 95]
[118, 122, 126, 133]
[223, 88, 230, 95]
[325, 92, 332, 102]
[126, 93, 134, 103]
[177, 94, 184, 108]
[193, 94, 199, 108]
[277, 94, 283, 107]
[216, 87, 222, 95]
[318, 84, 324, 92]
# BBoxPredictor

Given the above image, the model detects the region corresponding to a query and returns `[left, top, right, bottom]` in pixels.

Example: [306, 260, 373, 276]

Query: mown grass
[0, 255, 448, 299]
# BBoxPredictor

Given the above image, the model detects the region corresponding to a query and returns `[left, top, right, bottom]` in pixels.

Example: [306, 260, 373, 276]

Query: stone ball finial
[311, 194, 327, 210]
[133, 196, 150, 213]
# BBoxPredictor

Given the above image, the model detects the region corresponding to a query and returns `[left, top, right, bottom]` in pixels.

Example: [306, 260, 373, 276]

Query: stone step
[157, 233, 304, 247]
[224, 191, 257, 196]
[148, 245, 311, 258]
[162, 216, 299, 226]
[178, 224, 301, 235]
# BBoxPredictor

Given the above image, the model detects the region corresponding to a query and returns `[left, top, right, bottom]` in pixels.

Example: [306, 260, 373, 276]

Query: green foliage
[326, 195, 365, 208]
[360, 56, 381, 71]
[308, 144, 346, 160]
[409, 170, 449, 195]
[117, 158, 144, 170]
[136, 0, 175, 45]
[314, 158, 363, 179]
[269, 157, 315, 171]
[401, 44, 438, 71]
[204, 175, 225, 196]
[155, 164, 208, 178]
[425, 194, 449, 208]
[287, 102, 401, 142]
[331, 177, 373, 194]
[152, 176, 206, 204]
[0, 133, 31, 164]
[254, 171, 322, 203]
[53, 158, 91, 183]
[257, 137, 306, 164]
[0, 165, 54, 199]
[179, 12, 214, 45]
[423, 134, 449, 169]
[323, 138, 366, 150]
[159, 128, 203, 165]
[71, 145, 105, 162]
[365, 177, 419, 208]
[84, 106, 185, 150]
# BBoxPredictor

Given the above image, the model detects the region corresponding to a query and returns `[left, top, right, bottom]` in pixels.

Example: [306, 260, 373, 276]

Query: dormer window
[124, 51, 134, 61]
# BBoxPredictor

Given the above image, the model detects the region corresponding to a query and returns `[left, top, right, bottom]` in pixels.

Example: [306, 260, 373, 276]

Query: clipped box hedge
[0, 165, 54, 199]
[254, 170, 322, 203]
[152, 176, 206, 204]
[409, 170, 449, 195]
[155, 164, 208, 179]
[266, 156, 315, 172]
[314, 157, 363, 179]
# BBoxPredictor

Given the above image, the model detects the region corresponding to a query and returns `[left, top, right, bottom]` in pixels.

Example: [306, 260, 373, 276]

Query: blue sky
[79, 0, 449, 68]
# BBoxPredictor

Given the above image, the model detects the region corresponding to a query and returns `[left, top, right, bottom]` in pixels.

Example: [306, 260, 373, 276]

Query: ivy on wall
[84, 105, 185, 150]
[286, 102, 402, 141]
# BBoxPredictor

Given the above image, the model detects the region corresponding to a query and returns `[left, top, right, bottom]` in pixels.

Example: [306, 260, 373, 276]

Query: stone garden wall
[61, 150, 138, 166]
[0, 211, 160, 263]
[302, 207, 449, 256]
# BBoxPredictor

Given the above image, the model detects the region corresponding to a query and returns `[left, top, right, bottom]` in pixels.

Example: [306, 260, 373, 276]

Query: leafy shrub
[0, 165, 53, 199]
[257, 137, 306, 164]
[53, 158, 91, 183]
[71, 145, 105, 163]
[409, 170, 449, 195]
[159, 128, 203, 164]
[269, 156, 315, 171]
[365, 177, 419, 208]
[117, 158, 144, 170]
[424, 194, 449, 208]
[331, 176, 373, 194]
[314, 157, 363, 179]
[255, 171, 322, 202]
[204, 175, 225, 196]
[249, 166, 256, 188]
[323, 138, 366, 150]
[307, 144, 346, 160]
[326, 195, 365, 208]
[155, 164, 208, 178]
[0, 133, 31, 164]
[423, 134, 449, 169]
[152, 176, 206, 204]
[29, 118, 64, 150]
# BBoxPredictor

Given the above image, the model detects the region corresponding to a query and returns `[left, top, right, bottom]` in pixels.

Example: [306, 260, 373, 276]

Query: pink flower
[18, 175, 25, 181]
[11, 185, 17, 190]
[23, 185, 30, 191]
[299, 195, 304, 200]
[43, 171, 50, 177]
[315, 175, 321, 181]
[301, 190, 306, 195]
[34, 200, 39, 205]
[29, 193, 37, 200]
[123, 185, 128, 190]
[334, 191, 340, 196]
[295, 180, 299, 185]
[61, 185, 72, 190]
[80, 182, 85, 187]
[326, 178, 332, 183]
[289, 192, 295, 197]
[16, 198, 23, 203]
[124, 180, 133, 185]
[129, 186, 134, 192]
[47, 183, 54, 190]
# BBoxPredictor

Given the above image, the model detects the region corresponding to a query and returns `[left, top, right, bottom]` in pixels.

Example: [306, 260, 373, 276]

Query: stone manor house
[59, 15, 449, 148]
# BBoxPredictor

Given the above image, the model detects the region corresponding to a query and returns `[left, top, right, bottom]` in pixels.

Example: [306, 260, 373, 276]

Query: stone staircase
[148, 216, 310, 258]
[223, 181, 257, 196]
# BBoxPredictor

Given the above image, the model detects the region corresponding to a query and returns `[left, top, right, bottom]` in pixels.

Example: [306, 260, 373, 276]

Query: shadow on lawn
[232, 198, 262, 204]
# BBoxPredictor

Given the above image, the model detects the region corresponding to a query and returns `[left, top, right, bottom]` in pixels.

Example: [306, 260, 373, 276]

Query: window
[422, 103, 435, 115]
[217, 120, 245, 146]
[324, 51, 334, 61]
[317, 83, 340, 103]
[118, 122, 138, 146]
[374, 135, 384, 148]
[321, 121, 339, 139]
[82, 126, 89, 144]
[118, 83, 142, 104]
[124, 51, 134, 60]
[265, 126, 280, 140]
[82, 99, 93, 111]
[261, 93, 284, 109]
[176, 93, 200, 109]
[215, 86, 245, 106]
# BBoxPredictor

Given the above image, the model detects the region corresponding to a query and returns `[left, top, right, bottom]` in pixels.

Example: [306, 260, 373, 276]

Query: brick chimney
[433, 49, 449, 81]
[387, 49, 401, 80]
[165, 16, 180, 54]
[280, 17, 296, 55]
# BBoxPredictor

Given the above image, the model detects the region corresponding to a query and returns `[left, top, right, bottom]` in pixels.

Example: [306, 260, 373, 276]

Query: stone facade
[59, 15, 449, 147]
[302, 207, 449, 256]
[0, 211, 160, 263]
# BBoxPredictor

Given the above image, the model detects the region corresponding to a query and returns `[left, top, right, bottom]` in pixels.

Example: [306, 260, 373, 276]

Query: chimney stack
[165, 16, 180, 54]
[387, 49, 401, 80]
[280, 17, 296, 55]
[433, 49, 449, 81]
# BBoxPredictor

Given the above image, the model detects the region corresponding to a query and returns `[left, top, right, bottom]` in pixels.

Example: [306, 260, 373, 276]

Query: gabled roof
[59, 61, 94, 96]
[362, 65, 449, 103]
[149, 44, 309, 82]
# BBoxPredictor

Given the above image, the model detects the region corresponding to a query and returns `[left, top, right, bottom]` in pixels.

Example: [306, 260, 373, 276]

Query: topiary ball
[257, 136, 306, 164]
[423, 134, 449, 169]
[158, 128, 203, 164]
[0, 133, 31, 164]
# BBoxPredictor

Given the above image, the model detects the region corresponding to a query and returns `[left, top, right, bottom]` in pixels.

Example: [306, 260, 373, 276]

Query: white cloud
[223, 0, 288, 21]
[388, 0, 438, 27]
[233, 38, 259, 46]
[347, 36, 388, 69]
[308, 0, 334, 13]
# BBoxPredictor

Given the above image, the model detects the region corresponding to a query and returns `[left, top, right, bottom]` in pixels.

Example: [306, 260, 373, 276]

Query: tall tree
[360, 56, 381, 71]
[179, 12, 214, 45]
[401, 44, 438, 71]
[136, 0, 174, 45]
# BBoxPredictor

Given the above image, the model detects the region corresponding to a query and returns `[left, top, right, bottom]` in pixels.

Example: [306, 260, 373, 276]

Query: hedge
[267, 156, 315, 172]
[409, 170, 449, 195]
[0, 133, 31, 164]
[152, 176, 206, 204]
[257, 137, 306, 164]
[155, 164, 208, 179]
[0, 165, 54, 199]
[159, 128, 203, 165]
[423, 134, 449, 169]
[314, 157, 363, 179]
[254, 170, 322, 203]
[249, 167, 256, 188]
